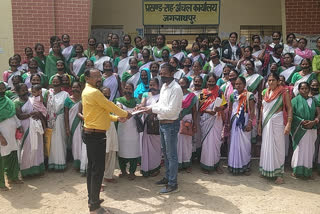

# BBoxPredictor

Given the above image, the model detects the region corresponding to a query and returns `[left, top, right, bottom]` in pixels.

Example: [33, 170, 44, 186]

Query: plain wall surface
[0, 0, 14, 78]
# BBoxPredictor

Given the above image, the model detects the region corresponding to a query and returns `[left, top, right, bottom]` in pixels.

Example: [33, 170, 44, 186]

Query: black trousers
[83, 132, 106, 211]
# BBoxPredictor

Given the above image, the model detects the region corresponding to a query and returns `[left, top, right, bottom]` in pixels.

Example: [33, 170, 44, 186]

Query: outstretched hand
[118, 117, 128, 123]
[126, 111, 133, 119]
[137, 107, 152, 114]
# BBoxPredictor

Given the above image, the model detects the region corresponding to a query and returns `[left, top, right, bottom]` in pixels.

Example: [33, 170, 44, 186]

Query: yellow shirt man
[82, 83, 128, 131]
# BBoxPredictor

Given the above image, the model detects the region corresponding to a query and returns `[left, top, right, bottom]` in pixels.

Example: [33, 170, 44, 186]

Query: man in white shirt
[142, 63, 183, 194]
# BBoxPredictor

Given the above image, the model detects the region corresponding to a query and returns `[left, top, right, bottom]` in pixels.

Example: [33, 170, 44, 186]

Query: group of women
[1, 32, 320, 191]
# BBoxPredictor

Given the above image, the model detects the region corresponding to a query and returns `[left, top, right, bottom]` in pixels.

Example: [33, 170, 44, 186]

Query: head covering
[0, 81, 16, 122]
[134, 68, 151, 98]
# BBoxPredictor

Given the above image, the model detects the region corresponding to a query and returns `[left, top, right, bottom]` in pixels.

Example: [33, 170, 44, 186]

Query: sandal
[128, 174, 136, 180]
[8, 179, 24, 184]
[90, 207, 109, 214]
[216, 166, 224, 174]
[88, 199, 104, 208]
[291, 173, 297, 179]
[104, 178, 117, 183]
[186, 167, 192, 173]
[202, 169, 209, 174]
[275, 177, 284, 185]
[0, 186, 9, 191]
[119, 172, 128, 178]
[150, 170, 160, 177]
[244, 169, 251, 176]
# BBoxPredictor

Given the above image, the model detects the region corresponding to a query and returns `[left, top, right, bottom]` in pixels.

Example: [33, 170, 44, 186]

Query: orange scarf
[199, 85, 219, 112]
[264, 85, 284, 103]
[263, 85, 289, 125]
[236, 90, 248, 114]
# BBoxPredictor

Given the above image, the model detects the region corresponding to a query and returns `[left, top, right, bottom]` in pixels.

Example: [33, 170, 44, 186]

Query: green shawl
[0, 85, 16, 122]
[114, 96, 140, 108]
[33, 55, 47, 73]
[291, 94, 318, 150]
[201, 49, 210, 59]
[179, 93, 197, 119]
[45, 53, 60, 80]
[5, 90, 18, 101]
[153, 46, 171, 59]
[240, 73, 263, 93]
[104, 46, 120, 58]
[313, 49, 320, 56]
[277, 66, 300, 83]
[84, 49, 96, 59]
[121, 72, 133, 82]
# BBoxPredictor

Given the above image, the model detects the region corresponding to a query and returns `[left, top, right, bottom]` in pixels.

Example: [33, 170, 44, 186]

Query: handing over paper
[131, 106, 153, 115]
[132, 109, 148, 115]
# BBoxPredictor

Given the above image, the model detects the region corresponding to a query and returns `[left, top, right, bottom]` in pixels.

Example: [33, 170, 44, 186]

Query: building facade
[0, 0, 319, 77]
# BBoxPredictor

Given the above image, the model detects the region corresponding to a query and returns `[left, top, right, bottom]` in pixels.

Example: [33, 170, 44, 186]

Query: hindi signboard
[143, 0, 220, 25]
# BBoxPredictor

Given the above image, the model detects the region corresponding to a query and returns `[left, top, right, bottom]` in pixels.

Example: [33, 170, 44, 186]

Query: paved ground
[0, 160, 320, 214]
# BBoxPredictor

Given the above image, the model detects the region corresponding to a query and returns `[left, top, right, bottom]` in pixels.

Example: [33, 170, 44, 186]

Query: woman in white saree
[90, 43, 112, 72]
[227, 77, 256, 175]
[69, 44, 87, 79]
[64, 82, 86, 172]
[121, 58, 140, 90]
[258, 73, 292, 184]
[290, 82, 320, 179]
[114, 46, 134, 79]
[291, 58, 316, 96]
[45, 76, 69, 170]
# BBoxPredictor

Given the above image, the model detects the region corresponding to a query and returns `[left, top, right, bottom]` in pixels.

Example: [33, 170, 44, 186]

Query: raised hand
[118, 117, 128, 123]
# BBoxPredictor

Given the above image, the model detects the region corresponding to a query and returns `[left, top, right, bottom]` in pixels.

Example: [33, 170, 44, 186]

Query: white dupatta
[62, 46, 74, 61]
[127, 48, 135, 57]
[293, 73, 312, 96]
[172, 52, 185, 62]
[127, 72, 140, 89]
[94, 56, 111, 71]
[72, 57, 87, 76]
[252, 50, 262, 58]
[281, 66, 296, 81]
[7, 70, 22, 89]
[118, 56, 133, 79]
[209, 61, 225, 78]
[103, 74, 119, 101]
[139, 61, 152, 72]
[246, 74, 260, 88]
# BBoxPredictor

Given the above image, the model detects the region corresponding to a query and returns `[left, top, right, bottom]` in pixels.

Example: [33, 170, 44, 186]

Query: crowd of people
[1, 31, 320, 194]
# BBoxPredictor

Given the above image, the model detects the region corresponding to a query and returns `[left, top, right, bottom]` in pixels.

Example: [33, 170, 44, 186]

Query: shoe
[159, 185, 179, 195]
[90, 207, 110, 214]
[88, 199, 104, 208]
[155, 177, 168, 186]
